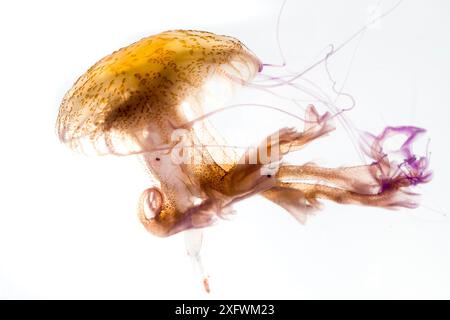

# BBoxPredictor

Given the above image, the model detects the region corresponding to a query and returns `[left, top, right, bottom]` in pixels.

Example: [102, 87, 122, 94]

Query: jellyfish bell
[56, 30, 262, 157]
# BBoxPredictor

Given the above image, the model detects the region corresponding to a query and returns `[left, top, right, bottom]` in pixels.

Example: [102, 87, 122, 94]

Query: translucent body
[56, 29, 431, 292]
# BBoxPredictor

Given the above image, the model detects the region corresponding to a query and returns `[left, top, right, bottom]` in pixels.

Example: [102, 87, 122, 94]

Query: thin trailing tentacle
[255, 0, 404, 88]
[185, 229, 210, 293]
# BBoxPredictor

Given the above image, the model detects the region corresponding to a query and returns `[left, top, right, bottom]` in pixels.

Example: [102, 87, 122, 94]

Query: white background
[0, 0, 449, 299]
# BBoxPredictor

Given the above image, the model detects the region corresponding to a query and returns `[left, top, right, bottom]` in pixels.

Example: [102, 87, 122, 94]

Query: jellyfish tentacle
[267, 125, 432, 215]
[184, 229, 210, 293]
[137, 187, 220, 237]
[276, 164, 380, 194]
[261, 187, 317, 224]
[137, 112, 340, 237]
[262, 175, 383, 224]
[277, 181, 419, 210]
[287, 104, 335, 153]
[360, 126, 433, 189]
[222, 105, 335, 200]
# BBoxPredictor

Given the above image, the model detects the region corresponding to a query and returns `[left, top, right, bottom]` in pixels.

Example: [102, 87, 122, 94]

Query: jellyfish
[56, 29, 431, 292]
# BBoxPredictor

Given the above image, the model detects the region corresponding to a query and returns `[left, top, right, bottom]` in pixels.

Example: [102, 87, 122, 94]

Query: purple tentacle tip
[363, 126, 432, 192]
